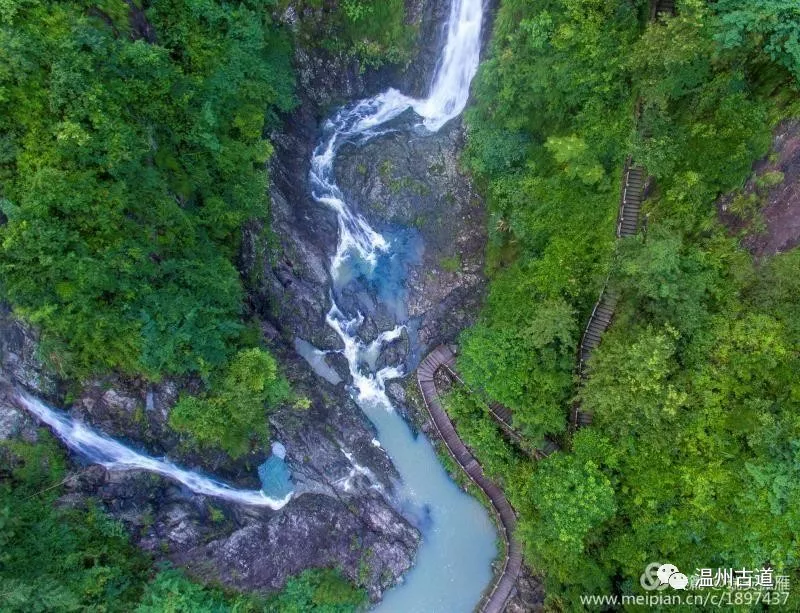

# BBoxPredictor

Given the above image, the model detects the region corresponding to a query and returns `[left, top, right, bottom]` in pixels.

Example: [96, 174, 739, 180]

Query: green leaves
[169, 348, 291, 457]
[264, 568, 367, 613]
[545, 135, 605, 185]
[459, 295, 575, 445]
[0, 434, 150, 612]
[0, 0, 295, 379]
[715, 0, 800, 82]
[3, 436, 362, 611]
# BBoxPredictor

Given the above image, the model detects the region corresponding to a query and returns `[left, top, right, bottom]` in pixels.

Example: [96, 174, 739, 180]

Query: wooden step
[583, 333, 601, 346]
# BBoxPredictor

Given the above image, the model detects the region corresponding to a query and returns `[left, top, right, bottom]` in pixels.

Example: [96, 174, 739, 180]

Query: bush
[265, 568, 367, 612]
[170, 348, 291, 458]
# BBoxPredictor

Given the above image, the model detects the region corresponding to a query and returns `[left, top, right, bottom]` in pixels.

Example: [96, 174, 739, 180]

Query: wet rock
[506, 568, 547, 612]
[334, 116, 487, 361]
[176, 493, 418, 601]
[0, 0, 470, 600]
[0, 401, 26, 441]
[60, 465, 418, 602]
[0, 308, 57, 397]
[386, 381, 407, 406]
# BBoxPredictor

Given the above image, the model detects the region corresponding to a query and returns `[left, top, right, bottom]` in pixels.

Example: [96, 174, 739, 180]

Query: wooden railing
[417, 345, 523, 613]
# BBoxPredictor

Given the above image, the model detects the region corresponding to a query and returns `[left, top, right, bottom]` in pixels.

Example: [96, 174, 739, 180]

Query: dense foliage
[0, 433, 366, 611]
[0, 434, 150, 610]
[170, 347, 290, 457]
[264, 568, 368, 613]
[460, 0, 800, 608]
[280, 0, 416, 68]
[0, 0, 294, 380]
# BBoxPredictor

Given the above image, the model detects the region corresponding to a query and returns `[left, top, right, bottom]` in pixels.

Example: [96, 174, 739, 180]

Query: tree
[715, 0, 800, 82]
[169, 348, 290, 457]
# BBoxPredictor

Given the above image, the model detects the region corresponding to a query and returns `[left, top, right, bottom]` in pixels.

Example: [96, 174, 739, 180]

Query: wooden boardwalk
[417, 345, 522, 613]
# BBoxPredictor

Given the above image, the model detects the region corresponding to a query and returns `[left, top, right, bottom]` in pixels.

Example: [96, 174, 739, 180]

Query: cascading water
[13, 391, 291, 509]
[309, 0, 497, 610]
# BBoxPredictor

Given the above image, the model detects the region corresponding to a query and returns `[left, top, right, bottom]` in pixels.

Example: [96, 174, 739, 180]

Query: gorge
[4, 0, 501, 609]
[309, 0, 498, 609]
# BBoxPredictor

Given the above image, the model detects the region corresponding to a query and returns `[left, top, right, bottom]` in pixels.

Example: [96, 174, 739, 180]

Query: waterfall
[310, 0, 485, 406]
[309, 0, 496, 610]
[13, 391, 290, 509]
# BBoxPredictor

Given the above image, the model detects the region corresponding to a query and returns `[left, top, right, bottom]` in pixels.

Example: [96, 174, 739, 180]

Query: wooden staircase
[439, 358, 560, 459]
[571, 0, 675, 428]
[572, 160, 646, 428]
[617, 162, 645, 238]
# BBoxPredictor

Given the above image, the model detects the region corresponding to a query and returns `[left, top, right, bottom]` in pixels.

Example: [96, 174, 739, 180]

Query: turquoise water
[361, 397, 496, 612]
[306, 0, 497, 608]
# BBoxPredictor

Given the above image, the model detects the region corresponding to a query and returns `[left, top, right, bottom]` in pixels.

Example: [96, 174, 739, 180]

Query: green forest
[0, 0, 300, 455]
[454, 0, 800, 609]
[3, 0, 800, 610]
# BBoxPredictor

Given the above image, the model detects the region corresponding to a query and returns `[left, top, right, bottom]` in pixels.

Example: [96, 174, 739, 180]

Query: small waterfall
[14, 391, 290, 509]
[309, 0, 497, 610]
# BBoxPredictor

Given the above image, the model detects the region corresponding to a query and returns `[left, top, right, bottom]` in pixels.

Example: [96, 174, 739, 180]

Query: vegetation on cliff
[281, 0, 416, 68]
[169, 347, 290, 458]
[460, 0, 800, 606]
[0, 0, 412, 607]
[0, 433, 367, 611]
[0, 0, 418, 461]
[0, 0, 294, 381]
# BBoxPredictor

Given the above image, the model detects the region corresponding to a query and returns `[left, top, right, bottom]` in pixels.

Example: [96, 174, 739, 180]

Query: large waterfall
[310, 0, 497, 610]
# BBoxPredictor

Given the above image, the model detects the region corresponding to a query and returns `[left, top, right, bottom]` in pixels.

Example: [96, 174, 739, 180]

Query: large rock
[0, 308, 57, 397]
[176, 494, 418, 600]
[333, 114, 487, 364]
[63, 466, 418, 601]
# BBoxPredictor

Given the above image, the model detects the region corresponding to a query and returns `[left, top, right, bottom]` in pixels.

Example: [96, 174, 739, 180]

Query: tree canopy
[457, 0, 800, 608]
[0, 0, 294, 379]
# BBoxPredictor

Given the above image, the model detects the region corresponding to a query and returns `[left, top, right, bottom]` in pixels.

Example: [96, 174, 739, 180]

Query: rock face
[55, 465, 417, 600]
[334, 114, 486, 358]
[0, 0, 490, 602]
[718, 119, 800, 256]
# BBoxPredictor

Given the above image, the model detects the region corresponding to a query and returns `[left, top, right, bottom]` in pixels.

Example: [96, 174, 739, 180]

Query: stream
[308, 0, 497, 610]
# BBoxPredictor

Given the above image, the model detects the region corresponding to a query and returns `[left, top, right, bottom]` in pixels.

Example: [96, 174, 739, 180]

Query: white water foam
[14, 391, 291, 509]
